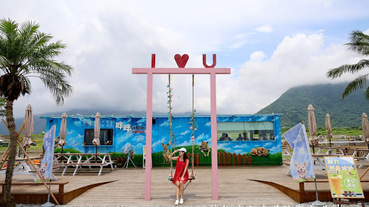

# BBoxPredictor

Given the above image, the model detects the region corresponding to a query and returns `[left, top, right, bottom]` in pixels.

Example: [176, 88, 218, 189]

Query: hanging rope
[167, 74, 197, 189]
[184, 74, 197, 190]
[168, 74, 174, 180]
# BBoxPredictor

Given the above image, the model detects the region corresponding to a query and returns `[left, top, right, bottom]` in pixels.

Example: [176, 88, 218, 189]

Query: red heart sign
[174, 54, 189, 68]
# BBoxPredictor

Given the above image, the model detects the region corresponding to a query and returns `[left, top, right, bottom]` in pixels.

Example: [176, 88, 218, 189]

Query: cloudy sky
[2, 0, 369, 118]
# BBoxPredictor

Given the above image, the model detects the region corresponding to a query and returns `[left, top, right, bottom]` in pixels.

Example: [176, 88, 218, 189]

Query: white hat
[179, 147, 187, 153]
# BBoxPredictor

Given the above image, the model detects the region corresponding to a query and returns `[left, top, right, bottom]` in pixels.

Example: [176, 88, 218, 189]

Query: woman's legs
[179, 181, 184, 199]
[175, 181, 180, 201]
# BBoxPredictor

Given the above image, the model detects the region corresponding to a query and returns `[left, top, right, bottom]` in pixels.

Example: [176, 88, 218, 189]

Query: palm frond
[346, 30, 369, 56]
[327, 59, 369, 79]
[342, 75, 368, 99]
[0, 18, 73, 104]
[38, 68, 72, 105]
[0, 18, 17, 39]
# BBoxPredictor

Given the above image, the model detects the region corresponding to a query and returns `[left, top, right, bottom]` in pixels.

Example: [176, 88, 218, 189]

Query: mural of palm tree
[0, 19, 73, 205]
[327, 30, 369, 99]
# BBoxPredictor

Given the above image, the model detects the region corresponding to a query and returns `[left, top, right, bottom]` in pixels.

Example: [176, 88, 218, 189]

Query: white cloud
[256, 25, 273, 33]
[216, 32, 363, 114]
[1, 0, 368, 118]
[250, 51, 266, 61]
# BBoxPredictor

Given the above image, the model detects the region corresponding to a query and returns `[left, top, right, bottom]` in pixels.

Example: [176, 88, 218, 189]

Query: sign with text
[324, 156, 364, 198]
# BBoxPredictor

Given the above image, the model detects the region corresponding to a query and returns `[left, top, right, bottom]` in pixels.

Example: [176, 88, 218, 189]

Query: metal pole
[41, 180, 55, 207]
[310, 178, 325, 206]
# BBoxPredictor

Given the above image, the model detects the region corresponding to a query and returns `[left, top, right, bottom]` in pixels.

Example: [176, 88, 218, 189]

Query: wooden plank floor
[64, 166, 298, 206]
[2, 164, 369, 206]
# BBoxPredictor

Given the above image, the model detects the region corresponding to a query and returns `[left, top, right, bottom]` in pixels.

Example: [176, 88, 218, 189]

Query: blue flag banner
[283, 123, 315, 182]
[38, 125, 56, 181]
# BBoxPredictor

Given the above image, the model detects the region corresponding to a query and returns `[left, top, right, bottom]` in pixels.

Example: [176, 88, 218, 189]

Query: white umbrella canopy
[58, 113, 67, 147]
[307, 104, 318, 147]
[22, 104, 33, 149]
[325, 113, 333, 147]
[93, 112, 101, 147]
[361, 113, 369, 144]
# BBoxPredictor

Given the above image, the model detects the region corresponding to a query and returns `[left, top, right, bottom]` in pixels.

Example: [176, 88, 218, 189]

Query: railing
[217, 151, 253, 166]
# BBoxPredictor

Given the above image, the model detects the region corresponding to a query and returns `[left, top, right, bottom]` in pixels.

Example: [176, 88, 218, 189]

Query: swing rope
[168, 74, 174, 180]
[183, 74, 197, 190]
[168, 74, 196, 190]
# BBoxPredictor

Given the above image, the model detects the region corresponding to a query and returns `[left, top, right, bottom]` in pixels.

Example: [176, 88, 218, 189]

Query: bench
[0, 181, 69, 195]
[299, 179, 369, 192]
[53, 161, 115, 176]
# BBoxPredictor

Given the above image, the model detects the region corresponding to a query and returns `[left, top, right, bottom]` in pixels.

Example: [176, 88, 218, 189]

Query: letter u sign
[203, 54, 216, 68]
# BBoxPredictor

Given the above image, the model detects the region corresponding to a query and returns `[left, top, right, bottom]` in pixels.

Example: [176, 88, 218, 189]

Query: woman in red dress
[168, 147, 189, 205]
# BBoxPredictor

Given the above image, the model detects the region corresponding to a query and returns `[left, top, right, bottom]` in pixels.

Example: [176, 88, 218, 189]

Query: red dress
[172, 157, 189, 184]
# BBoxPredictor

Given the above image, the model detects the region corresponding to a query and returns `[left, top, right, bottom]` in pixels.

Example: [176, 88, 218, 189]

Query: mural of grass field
[53, 146, 282, 168]
[151, 146, 282, 167]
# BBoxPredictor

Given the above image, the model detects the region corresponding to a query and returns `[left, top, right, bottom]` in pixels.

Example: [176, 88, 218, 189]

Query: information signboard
[324, 156, 364, 198]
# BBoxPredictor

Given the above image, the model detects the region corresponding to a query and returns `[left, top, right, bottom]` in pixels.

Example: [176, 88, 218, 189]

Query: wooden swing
[168, 74, 196, 190]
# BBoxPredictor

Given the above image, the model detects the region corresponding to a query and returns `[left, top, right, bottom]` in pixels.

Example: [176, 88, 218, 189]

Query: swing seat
[189, 173, 196, 180]
[168, 174, 195, 182]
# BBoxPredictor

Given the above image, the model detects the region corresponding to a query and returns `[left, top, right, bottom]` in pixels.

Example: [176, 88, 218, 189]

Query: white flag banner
[283, 123, 315, 183]
[38, 125, 56, 181]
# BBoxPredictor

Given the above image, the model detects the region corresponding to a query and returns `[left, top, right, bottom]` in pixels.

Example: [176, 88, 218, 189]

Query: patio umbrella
[58, 113, 67, 154]
[307, 104, 318, 151]
[361, 113, 369, 147]
[22, 105, 33, 154]
[93, 112, 101, 160]
[325, 113, 333, 147]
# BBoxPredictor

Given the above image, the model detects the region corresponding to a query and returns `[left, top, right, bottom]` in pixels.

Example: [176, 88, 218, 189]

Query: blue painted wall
[42, 114, 282, 165]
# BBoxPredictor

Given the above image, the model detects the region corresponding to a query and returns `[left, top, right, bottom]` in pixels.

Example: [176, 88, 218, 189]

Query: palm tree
[0, 19, 72, 206]
[327, 30, 369, 99]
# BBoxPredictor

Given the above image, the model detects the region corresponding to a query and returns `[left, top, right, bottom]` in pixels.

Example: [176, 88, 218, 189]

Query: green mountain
[2, 83, 368, 134]
[257, 82, 369, 128]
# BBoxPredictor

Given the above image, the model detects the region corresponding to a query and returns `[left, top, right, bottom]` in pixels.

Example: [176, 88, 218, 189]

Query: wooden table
[282, 147, 291, 160]
[319, 140, 365, 146]
[316, 146, 346, 155]
[311, 154, 327, 170]
[352, 148, 369, 168]
[0, 157, 44, 181]
[53, 153, 115, 176]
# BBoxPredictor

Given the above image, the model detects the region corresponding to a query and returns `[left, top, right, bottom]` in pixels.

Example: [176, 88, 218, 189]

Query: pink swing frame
[132, 54, 231, 200]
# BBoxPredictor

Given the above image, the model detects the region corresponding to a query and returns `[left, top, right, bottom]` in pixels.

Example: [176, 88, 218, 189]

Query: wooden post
[246, 155, 253, 166]
[227, 153, 232, 166]
[237, 154, 242, 166]
[195, 153, 200, 167]
[222, 152, 226, 166]
[232, 153, 237, 166]
[218, 152, 223, 166]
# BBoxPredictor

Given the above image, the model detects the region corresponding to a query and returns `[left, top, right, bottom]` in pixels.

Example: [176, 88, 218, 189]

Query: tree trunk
[0, 99, 17, 206]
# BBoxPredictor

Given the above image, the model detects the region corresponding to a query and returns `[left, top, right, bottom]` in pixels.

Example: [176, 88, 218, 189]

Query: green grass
[0, 133, 46, 151]
[281, 127, 363, 137]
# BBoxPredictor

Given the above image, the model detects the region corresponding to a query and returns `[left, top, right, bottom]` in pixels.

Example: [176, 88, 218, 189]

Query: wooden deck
[1, 165, 369, 205]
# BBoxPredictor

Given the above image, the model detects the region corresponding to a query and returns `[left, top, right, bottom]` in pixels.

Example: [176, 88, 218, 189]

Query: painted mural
[42, 114, 283, 167]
